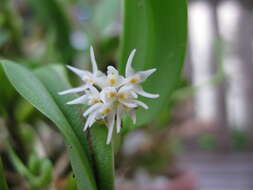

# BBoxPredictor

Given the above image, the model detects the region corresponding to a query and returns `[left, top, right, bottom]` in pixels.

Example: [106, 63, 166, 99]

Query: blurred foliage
[26, 0, 75, 63]
[0, 157, 9, 190]
[8, 145, 53, 189]
[231, 130, 249, 151]
[63, 174, 78, 190]
[120, 0, 187, 128]
[0, 0, 22, 56]
[198, 133, 218, 150]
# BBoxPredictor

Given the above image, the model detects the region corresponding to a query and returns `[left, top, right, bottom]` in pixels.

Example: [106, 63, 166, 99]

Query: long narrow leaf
[35, 65, 115, 190]
[1, 60, 96, 190]
[119, 0, 187, 126]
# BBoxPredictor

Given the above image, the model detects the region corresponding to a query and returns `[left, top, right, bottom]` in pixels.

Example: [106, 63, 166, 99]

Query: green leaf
[0, 66, 16, 111]
[119, 0, 187, 126]
[0, 157, 9, 190]
[36, 65, 114, 190]
[90, 124, 114, 190]
[7, 145, 53, 189]
[1, 60, 96, 190]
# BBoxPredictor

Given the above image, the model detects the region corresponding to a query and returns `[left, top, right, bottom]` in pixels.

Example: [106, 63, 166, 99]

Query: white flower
[58, 46, 105, 95]
[124, 49, 159, 99]
[59, 47, 159, 144]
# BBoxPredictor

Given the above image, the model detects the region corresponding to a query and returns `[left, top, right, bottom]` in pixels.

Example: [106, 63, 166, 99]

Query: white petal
[100, 90, 107, 103]
[58, 85, 87, 95]
[87, 85, 100, 95]
[95, 75, 107, 88]
[129, 110, 136, 124]
[138, 68, 156, 82]
[125, 49, 136, 77]
[115, 76, 125, 88]
[67, 65, 89, 78]
[83, 114, 93, 131]
[130, 91, 138, 98]
[83, 121, 89, 131]
[83, 103, 102, 117]
[100, 87, 117, 103]
[118, 85, 133, 93]
[135, 87, 159, 98]
[116, 106, 123, 134]
[97, 70, 106, 77]
[132, 100, 149, 109]
[88, 112, 97, 128]
[66, 95, 88, 105]
[106, 112, 115, 144]
[90, 46, 98, 74]
[107, 66, 118, 75]
[120, 100, 138, 108]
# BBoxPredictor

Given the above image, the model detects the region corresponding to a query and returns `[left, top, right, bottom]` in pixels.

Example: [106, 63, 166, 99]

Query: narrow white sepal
[135, 88, 159, 98]
[88, 113, 97, 128]
[83, 115, 92, 131]
[120, 101, 138, 108]
[125, 49, 136, 77]
[67, 65, 88, 78]
[132, 100, 148, 109]
[90, 46, 98, 74]
[116, 106, 121, 134]
[66, 95, 88, 105]
[106, 112, 115, 144]
[83, 103, 101, 117]
[138, 68, 157, 82]
[58, 85, 87, 95]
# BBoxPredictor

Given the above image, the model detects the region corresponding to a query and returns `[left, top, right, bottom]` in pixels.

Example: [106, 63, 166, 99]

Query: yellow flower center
[83, 77, 94, 83]
[108, 76, 117, 85]
[129, 77, 140, 84]
[102, 107, 112, 114]
[90, 98, 100, 104]
[118, 92, 127, 99]
[106, 92, 116, 98]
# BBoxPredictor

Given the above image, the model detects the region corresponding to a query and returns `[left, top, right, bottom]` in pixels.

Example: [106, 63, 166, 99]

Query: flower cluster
[59, 47, 159, 144]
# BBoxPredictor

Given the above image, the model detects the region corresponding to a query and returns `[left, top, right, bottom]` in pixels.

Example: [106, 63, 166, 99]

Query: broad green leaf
[36, 65, 114, 190]
[0, 157, 8, 190]
[119, 0, 187, 126]
[1, 60, 96, 190]
[90, 124, 114, 190]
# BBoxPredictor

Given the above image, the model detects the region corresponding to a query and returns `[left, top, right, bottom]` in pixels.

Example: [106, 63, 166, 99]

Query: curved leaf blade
[1, 60, 96, 190]
[119, 0, 188, 126]
[35, 65, 115, 190]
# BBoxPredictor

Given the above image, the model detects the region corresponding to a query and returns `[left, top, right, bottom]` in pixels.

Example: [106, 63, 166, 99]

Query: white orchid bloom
[105, 66, 125, 88]
[124, 49, 159, 99]
[59, 47, 159, 144]
[59, 46, 105, 95]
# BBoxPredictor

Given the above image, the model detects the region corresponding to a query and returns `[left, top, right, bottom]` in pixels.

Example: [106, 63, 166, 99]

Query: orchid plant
[59, 47, 159, 144]
[0, 0, 187, 189]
